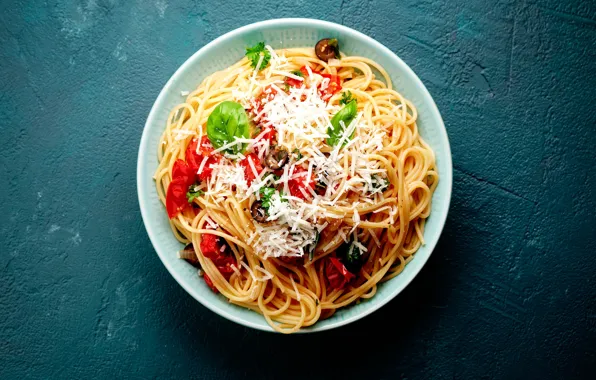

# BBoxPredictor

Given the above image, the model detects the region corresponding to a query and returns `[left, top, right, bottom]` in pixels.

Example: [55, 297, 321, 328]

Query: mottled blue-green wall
[1, 0, 595, 378]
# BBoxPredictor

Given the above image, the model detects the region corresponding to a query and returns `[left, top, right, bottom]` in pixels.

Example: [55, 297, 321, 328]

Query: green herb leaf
[186, 184, 204, 203]
[372, 175, 389, 191]
[339, 91, 354, 106]
[292, 148, 302, 160]
[344, 242, 364, 273]
[207, 101, 250, 154]
[291, 70, 304, 77]
[245, 42, 271, 70]
[328, 38, 340, 59]
[327, 99, 358, 146]
[259, 187, 277, 209]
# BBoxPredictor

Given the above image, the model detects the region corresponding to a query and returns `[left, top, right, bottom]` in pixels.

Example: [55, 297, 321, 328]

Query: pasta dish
[154, 38, 438, 333]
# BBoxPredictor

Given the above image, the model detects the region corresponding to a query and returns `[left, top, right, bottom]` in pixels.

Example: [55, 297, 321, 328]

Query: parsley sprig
[340, 91, 354, 105]
[245, 42, 271, 70]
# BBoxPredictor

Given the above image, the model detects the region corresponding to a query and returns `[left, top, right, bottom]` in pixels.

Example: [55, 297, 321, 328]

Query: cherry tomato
[239, 153, 264, 186]
[325, 257, 355, 289]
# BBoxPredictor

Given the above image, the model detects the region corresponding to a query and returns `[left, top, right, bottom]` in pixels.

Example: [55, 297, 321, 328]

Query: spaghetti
[154, 40, 438, 333]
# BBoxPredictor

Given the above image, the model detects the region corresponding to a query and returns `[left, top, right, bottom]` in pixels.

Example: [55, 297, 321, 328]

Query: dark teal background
[1, 0, 595, 378]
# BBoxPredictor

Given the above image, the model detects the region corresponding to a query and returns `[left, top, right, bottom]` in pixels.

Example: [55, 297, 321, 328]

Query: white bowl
[137, 18, 452, 333]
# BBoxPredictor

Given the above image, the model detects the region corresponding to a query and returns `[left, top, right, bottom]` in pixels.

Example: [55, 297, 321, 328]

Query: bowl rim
[137, 18, 452, 333]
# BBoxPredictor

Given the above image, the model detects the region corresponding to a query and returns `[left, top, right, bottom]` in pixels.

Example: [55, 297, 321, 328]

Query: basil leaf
[207, 101, 250, 154]
[327, 100, 357, 146]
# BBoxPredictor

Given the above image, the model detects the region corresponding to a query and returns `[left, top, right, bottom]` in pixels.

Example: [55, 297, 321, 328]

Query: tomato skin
[172, 159, 195, 185]
[326, 257, 356, 289]
[319, 74, 342, 100]
[239, 153, 264, 186]
[288, 167, 315, 200]
[199, 234, 222, 260]
[187, 136, 220, 181]
[259, 127, 276, 144]
[286, 76, 302, 88]
[199, 234, 237, 293]
[286, 66, 341, 101]
[166, 159, 196, 218]
[203, 273, 219, 293]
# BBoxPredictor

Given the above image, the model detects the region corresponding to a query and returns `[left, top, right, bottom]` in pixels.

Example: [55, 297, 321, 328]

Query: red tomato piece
[171, 159, 195, 186]
[185, 139, 201, 172]
[215, 255, 236, 280]
[319, 74, 342, 101]
[326, 257, 355, 289]
[165, 180, 189, 218]
[203, 273, 219, 293]
[200, 234, 236, 286]
[286, 76, 302, 88]
[259, 127, 276, 144]
[239, 153, 264, 186]
[288, 167, 315, 200]
[187, 136, 220, 181]
[299, 66, 311, 77]
[166, 159, 196, 218]
[199, 234, 222, 260]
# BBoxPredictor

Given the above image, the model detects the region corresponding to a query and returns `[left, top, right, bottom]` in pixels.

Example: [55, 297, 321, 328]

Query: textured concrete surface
[1, 0, 595, 378]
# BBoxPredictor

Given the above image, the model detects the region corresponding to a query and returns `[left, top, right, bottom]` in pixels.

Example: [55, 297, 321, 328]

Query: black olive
[315, 38, 339, 62]
[265, 147, 289, 170]
[251, 200, 268, 223]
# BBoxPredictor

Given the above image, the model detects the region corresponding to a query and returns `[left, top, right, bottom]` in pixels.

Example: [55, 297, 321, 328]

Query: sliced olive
[315, 38, 339, 62]
[179, 244, 201, 268]
[251, 200, 268, 223]
[265, 147, 289, 170]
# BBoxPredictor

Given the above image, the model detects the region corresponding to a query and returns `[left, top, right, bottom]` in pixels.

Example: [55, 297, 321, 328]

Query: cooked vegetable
[207, 101, 250, 154]
[186, 184, 204, 203]
[251, 200, 268, 223]
[245, 42, 271, 70]
[343, 242, 364, 273]
[340, 91, 354, 105]
[327, 99, 357, 146]
[315, 38, 340, 62]
[265, 147, 289, 169]
[178, 243, 201, 268]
